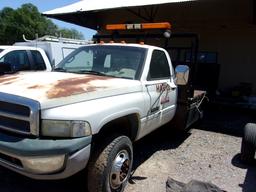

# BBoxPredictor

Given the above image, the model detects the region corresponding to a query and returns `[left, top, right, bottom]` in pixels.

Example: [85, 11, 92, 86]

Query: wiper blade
[54, 67, 66, 72]
[75, 70, 107, 76]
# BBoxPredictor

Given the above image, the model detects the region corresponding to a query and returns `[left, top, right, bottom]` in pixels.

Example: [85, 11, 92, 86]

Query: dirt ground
[0, 106, 255, 192]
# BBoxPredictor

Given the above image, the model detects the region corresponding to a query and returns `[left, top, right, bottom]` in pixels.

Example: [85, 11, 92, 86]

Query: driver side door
[142, 49, 177, 136]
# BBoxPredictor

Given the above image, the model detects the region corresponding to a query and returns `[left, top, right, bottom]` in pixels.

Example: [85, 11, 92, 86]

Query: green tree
[0, 3, 84, 45]
[57, 28, 84, 40]
[0, 7, 16, 44]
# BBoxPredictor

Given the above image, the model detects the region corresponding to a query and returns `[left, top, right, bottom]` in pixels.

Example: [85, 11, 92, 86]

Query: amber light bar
[106, 22, 171, 30]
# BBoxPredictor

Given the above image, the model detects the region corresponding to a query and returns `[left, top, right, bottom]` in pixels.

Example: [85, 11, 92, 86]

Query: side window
[148, 50, 171, 80]
[1, 50, 30, 71]
[30, 51, 46, 70]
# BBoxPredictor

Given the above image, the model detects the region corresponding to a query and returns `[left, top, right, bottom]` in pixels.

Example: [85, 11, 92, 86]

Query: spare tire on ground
[240, 123, 256, 164]
[166, 177, 226, 192]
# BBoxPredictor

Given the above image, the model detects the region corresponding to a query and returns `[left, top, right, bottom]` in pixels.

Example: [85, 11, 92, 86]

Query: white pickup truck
[0, 23, 205, 192]
[0, 36, 91, 75]
[0, 46, 52, 74]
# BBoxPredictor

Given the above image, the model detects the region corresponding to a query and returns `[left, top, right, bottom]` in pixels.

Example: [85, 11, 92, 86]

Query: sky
[0, 0, 96, 39]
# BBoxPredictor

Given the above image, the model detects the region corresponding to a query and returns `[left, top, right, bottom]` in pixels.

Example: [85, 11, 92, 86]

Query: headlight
[41, 120, 92, 138]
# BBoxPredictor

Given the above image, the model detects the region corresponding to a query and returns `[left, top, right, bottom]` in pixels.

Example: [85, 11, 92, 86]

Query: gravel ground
[126, 129, 253, 192]
[126, 107, 256, 192]
[0, 107, 255, 192]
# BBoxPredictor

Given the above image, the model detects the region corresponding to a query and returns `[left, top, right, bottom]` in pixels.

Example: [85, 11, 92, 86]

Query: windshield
[56, 45, 146, 80]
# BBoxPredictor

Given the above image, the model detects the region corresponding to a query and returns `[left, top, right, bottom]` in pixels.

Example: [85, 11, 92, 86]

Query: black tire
[87, 135, 133, 192]
[240, 123, 256, 164]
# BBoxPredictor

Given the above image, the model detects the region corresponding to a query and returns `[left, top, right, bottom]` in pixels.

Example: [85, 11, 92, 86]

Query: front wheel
[87, 135, 133, 192]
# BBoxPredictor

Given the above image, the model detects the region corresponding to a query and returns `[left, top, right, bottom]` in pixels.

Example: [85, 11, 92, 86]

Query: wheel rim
[109, 149, 131, 190]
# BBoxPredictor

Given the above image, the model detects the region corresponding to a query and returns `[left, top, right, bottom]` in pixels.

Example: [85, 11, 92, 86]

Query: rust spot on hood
[47, 76, 112, 99]
[0, 76, 19, 85]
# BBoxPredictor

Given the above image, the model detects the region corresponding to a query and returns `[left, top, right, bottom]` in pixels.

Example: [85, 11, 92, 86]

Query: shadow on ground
[130, 127, 191, 182]
[196, 105, 256, 137]
[0, 166, 87, 192]
[232, 154, 256, 192]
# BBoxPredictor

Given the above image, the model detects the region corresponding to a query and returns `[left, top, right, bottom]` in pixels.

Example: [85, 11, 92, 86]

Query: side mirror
[175, 65, 190, 85]
[0, 62, 13, 74]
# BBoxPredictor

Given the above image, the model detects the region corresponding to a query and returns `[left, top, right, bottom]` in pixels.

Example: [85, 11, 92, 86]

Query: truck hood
[0, 71, 142, 109]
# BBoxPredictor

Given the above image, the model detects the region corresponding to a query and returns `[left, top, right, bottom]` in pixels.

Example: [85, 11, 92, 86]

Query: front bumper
[0, 132, 91, 180]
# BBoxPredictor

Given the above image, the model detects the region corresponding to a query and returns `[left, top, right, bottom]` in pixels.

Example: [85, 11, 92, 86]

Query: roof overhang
[43, 0, 197, 30]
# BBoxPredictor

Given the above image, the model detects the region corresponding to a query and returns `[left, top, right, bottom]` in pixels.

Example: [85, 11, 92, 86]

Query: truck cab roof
[87, 43, 165, 51]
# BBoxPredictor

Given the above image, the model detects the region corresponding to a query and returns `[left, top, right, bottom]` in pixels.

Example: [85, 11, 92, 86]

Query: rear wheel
[241, 123, 256, 164]
[87, 135, 133, 192]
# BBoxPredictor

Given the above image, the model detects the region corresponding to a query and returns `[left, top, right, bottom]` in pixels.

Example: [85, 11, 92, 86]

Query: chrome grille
[0, 92, 40, 135]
